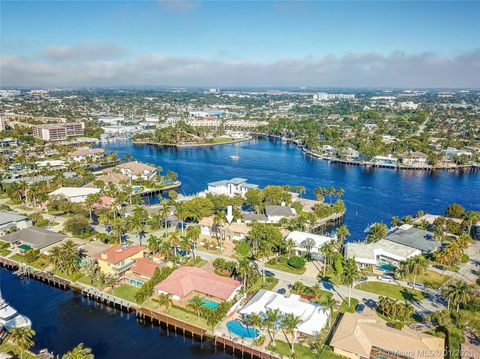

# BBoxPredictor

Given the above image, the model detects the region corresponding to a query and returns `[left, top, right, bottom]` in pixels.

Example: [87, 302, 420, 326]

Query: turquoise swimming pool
[201, 298, 220, 309]
[226, 320, 259, 338]
[377, 261, 396, 272]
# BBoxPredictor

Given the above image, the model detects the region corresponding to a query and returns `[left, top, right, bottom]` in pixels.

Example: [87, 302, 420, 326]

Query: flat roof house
[239, 289, 330, 336]
[0, 211, 31, 235]
[401, 151, 428, 166]
[285, 231, 334, 259]
[155, 267, 241, 302]
[94, 245, 146, 276]
[0, 226, 66, 253]
[329, 307, 444, 359]
[207, 178, 258, 198]
[385, 225, 441, 254]
[48, 187, 101, 203]
[264, 205, 296, 224]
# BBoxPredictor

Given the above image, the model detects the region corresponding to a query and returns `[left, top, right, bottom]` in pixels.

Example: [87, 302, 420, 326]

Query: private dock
[82, 287, 134, 312]
[215, 336, 280, 359]
[139, 181, 182, 196]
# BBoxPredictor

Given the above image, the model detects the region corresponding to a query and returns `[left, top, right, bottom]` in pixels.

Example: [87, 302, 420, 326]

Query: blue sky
[1, 1, 479, 87]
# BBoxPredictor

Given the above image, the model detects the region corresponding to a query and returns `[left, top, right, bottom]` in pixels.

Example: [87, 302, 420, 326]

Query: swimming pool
[226, 320, 260, 338]
[377, 261, 396, 273]
[201, 298, 220, 309]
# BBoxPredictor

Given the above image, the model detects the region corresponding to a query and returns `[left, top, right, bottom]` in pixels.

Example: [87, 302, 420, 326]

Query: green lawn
[404, 269, 449, 288]
[77, 274, 103, 288]
[248, 277, 279, 294]
[111, 284, 139, 303]
[51, 268, 83, 282]
[0, 248, 10, 256]
[268, 340, 316, 359]
[265, 261, 306, 275]
[10, 253, 27, 263]
[318, 347, 345, 359]
[355, 282, 428, 301]
[163, 305, 210, 330]
[339, 297, 359, 313]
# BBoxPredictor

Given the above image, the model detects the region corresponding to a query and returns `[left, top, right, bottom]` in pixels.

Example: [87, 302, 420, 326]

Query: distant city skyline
[1, 1, 479, 88]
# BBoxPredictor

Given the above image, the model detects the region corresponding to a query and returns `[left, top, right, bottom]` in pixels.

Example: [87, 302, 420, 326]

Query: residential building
[373, 155, 398, 166]
[35, 160, 66, 168]
[0, 211, 32, 235]
[48, 187, 101, 203]
[124, 258, 161, 287]
[264, 205, 296, 224]
[89, 171, 130, 186]
[79, 240, 109, 258]
[206, 178, 258, 198]
[155, 267, 241, 302]
[385, 225, 441, 254]
[69, 148, 105, 162]
[401, 151, 429, 166]
[32, 122, 85, 141]
[198, 217, 250, 241]
[0, 116, 5, 131]
[95, 245, 146, 275]
[329, 307, 444, 359]
[0, 226, 66, 253]
[239, 289, 329, 336]
[285, 231, 334, 259]
[443, 147, 473, 159]
[117, 161, 157, 181]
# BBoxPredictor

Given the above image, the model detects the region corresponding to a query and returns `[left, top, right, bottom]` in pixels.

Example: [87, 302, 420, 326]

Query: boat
[230, 147, 240, 160]
[0, 279, 31, 330]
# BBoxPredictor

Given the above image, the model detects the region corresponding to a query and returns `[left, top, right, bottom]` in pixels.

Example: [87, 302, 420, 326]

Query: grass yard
[339, 297, 359, 313]
[163, 305, 210, 330]
[111, 284, 139, 303]
[77, 274, 103, 288]
[355, 282, 428, 301]
[268, 340, 316, 359]
[265, 261, 306, 275]
[51, 269, 83, 282]
[0, 248, 10, 256]
[9, 253, 27, 263]
[404, 269, 449, 288]
[248, 277, 279, 294]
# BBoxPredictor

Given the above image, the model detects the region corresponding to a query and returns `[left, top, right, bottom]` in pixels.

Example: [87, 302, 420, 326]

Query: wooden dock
[136, 307, 208, 340]
[82, 287, 134, 312]
[0, 257, 19, 270]
[139, 181, 182, 196]
[215, 336, 280, 359]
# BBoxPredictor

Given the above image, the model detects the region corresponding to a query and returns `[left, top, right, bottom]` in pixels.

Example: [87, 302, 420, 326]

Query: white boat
[230, 147, 240, 160]
[0, 298, 31, 330]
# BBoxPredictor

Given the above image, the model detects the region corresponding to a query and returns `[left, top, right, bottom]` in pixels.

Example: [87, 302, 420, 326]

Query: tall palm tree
[264, 309, 281, 346]
[447, 281, 471, 312]
[401, 300, 414, 322]
[186, 225, 201, 259]
[335, 225, 350, 247]
[187, 295, 204, 316]
[320, 242, 336, 277]
[281, 313, 302, 354]
[247, 313, 263, 333]
[340, 257, 360, 306]
[9, 326, 35, 359]
[168, 229, 181, 257]
[62, 343, 94, 359]
[324, 297, 337, 327]
[405, 256, 428, 288]
[157, 293, 173, 309]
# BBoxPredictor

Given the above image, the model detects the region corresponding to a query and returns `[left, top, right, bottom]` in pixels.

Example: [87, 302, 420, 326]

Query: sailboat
[0, 276, 31, 330]
[230, 147, 240, 160]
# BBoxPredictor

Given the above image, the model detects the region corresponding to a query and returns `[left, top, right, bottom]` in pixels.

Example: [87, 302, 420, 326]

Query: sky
[1, 0, 479, 88]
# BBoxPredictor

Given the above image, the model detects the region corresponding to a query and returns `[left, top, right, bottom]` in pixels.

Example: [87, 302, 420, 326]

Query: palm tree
[157, 293, 173, 309]
[391, 216, 401, 227]
[49, 246, 64, 271]
[405, 256, 428, 288]
[281, 313, 302, 354]
[9, 326, 35, 359]
[246, 313, 263, 333]
[264, 309, 281, 346]
[159, 200, 171, 239]
[168, 229, 181, 257]
[324, 296, 337, 327]
[401, 300, 414, 322]
[320, 242, 335, 277]
[62, 343, 94, 359]
[446, 281, 471, 312]
[335, 225, 350, 246]
[340, 257, 360, 306]
[187, 295, 204, 316]
[186, 225, 201, 259]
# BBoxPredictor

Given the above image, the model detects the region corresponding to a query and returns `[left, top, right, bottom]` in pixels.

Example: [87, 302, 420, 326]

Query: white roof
[286, 231, 334, 250]
[49, 187, 101, 198]
[345, 239, 421, 264]
[239, 289, 329, 336]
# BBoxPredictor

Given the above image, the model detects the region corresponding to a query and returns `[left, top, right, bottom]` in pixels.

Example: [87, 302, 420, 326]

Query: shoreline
[132, 136, 251, 148]
[252, 133, 479, 172]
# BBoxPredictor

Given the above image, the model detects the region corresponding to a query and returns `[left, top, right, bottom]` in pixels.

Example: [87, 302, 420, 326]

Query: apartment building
[33, 122, 85, 141]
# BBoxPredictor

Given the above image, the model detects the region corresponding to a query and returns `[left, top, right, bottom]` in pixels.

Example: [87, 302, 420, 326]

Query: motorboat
[230, 147, 240, 160]
[0, 298, 31, 330]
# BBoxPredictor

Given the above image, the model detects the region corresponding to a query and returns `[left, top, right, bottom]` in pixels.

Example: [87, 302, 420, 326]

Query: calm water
[4, 138, 478, 358]
[102, 138, 479, 239]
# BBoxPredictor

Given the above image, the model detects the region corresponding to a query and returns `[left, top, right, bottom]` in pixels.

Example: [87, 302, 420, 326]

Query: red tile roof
[130, 258, 160, 278]
[154, 267, 241, 300]
[95, 245, 145, 264]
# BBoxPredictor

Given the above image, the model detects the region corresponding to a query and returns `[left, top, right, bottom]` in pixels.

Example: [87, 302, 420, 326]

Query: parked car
[277, 288, 286, 295]
[358, 276, 368, 282]
[378, 275, 394, 282]
[264, 270, 275, 278]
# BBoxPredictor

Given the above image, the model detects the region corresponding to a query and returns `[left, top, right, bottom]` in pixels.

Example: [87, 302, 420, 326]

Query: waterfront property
[239, 289, 329, 336]
[401, 151, 429, 166]
[0, 211, 31, 235]
[385, 225, 441, 254]
[329, 307, 444, 359]
[48, 186, 102, 203]
[69, 147, 105, 162]
[117, 161, 157, 181]
[79, 240, 109, 258]
[264, 205, 297, 224]
[123, 258, 161, 287]
[95, 244, 146, 275]
[155, 267, 241, 302]
[206, 178, 258, 198]
[0, 226, 66, 253]
[285, 231, 334, 260]
[199, 217, 250, 241]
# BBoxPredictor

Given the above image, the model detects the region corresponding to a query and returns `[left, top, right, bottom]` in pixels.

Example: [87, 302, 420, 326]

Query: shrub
[64, 215, 91, 235]
[235, 241, 250, 257]
[459, 254, 469, 263]
[288, 256, 305, 269]
[445, 204, 465, 219]
[24, 249, 40, 263]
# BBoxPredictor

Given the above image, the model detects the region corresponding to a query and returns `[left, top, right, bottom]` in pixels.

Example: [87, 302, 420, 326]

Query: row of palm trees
[8, 326, 93, 359]
[441, 281, 471, 312]
[377, 296, 414, 322]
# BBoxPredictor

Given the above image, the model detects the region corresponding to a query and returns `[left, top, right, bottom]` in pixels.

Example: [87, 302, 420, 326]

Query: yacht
[230, 147, 240, 160]
[0, 298, 31, 330]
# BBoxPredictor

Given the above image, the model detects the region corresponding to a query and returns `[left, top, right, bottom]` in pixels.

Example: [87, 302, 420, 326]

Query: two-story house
[117, 161, 157, 181]
[94, 245, 146, 275]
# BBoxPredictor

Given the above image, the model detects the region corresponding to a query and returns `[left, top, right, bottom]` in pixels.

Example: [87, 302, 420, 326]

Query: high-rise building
[0, 117, 5, 132]
[32, 122, 84, 141]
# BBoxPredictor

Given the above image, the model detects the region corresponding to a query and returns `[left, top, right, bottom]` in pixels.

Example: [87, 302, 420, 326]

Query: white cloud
[40, 42, 127, 61]
[1, 48, 479, 88]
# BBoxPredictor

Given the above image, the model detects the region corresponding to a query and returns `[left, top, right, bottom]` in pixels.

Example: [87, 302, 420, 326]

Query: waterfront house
[239, 289, 329, 336]
[329, 307, 444, 359]
[90, 171, 130, 186]
[242, 213, 268, 224]
[285, 231, 335, 260]
[79, 240, 109, 258]
[48, 187, 102, 203]
[339, 147, 360, 161]
[69, 147, 105, 162]
[95, 244, 146, 275]
[117, 161, 157, 181]
[155, 267, 241, 302]
[206, 178, 259, 198]
[443, 147, 473, 159]
[385, 224, 441, 254]
[292, 196, 322, 213]
[199, 217, 250, 241]
[264, 205, 296, 224]
[373, 155, 398, 166]
[123, 258, 161, 287]
[344, 239, 421, 268]
[401, 151, 429, 166]
[321, 145, 335, 157]
[0, 226, 66, 253]
[0, 211, 31, 235]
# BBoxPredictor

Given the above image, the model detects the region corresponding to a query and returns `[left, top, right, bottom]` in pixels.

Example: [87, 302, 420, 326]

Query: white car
[378, 275, 394, 282]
